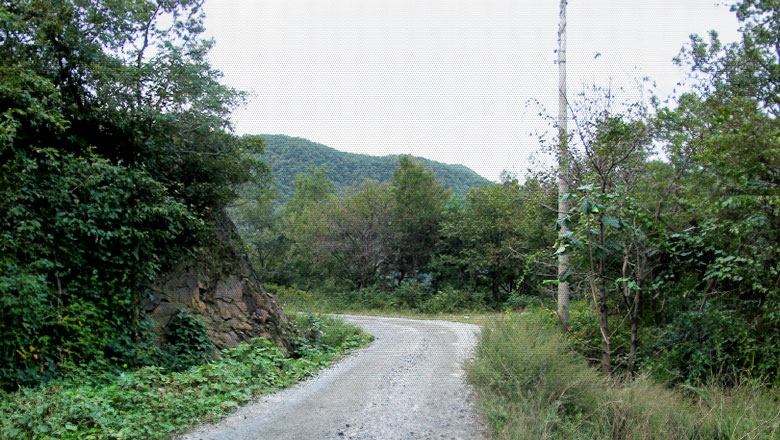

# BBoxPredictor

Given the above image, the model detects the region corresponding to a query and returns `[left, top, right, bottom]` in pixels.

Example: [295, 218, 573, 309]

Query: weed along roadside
[0, 315, 372, 439]
[468, 310, 780, 440]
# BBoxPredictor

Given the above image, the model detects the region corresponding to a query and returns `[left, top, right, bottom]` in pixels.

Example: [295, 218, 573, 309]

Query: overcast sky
[202, 0, 741, 181]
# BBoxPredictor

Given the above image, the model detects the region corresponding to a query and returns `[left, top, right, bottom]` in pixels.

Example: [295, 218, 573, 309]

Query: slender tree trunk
[598, 261, 610, 374]
[628, 290, 640, 372]
[492, 274, 500, 306]
[628, 250, 647, 373]
[598, 217, 611, 374]
[557, 0, 572, 331]
[621, 249, 639, 374]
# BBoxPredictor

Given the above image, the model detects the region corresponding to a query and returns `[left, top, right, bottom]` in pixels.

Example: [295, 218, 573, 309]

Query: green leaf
[580, 198, 593, 214]
[602, 216, 621, 228]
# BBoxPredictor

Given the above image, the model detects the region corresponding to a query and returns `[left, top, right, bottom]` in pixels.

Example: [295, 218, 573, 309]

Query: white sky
[203, 0, 741, 181]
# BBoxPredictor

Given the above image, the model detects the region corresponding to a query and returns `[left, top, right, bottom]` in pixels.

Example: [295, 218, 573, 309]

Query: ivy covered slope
[0, 314, 372, 440]
[260, 134, 489, 201]
[0, 0, 290, 390]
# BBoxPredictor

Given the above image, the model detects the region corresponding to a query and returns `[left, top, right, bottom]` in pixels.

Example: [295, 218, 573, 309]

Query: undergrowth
[270, 283, 492, 314]
[468, 311, 780, 439]
[0, 314, 372, 440]
[271, 284, 499, 326]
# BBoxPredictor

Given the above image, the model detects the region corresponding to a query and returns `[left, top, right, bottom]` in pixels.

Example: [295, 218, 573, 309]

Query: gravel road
[178, 315, 488, 440]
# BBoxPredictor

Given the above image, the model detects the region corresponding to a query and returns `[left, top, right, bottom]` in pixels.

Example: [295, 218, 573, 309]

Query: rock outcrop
[145, 212, 293, 353]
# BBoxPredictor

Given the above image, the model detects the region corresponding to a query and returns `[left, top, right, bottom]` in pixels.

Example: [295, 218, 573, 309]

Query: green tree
[228, 140, 286, 280]
[276, 168, 336, 288]
[0, 0, 261, 388]
[439, 175, 556, 305]
[558, 92, 653, 374]
[642, 0, 780, 383]
[390, 156, 450, 284]
[318, 181, 394, 289]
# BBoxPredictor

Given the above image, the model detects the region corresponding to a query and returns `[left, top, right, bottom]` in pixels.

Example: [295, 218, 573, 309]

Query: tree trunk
[628, 290, 640, 372]
[598, 259, 611, 374]
[598, 215, 611, 375]
[492, 274, 500, 306]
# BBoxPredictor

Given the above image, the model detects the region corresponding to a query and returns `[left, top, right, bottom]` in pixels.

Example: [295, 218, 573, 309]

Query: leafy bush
[0, 316, 372, 439]
[420, 287, 484, 313]
[504, 293, 544, 310]
[641, 308, 757, 386]
[391, 282, 433, 309]
[160, 310, 214, 372]
[289, 313, 373, 357]
[0, 148, 200, 389]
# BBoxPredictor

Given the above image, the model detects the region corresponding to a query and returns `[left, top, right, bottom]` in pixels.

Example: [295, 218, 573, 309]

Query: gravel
[178, 315, 489, 440]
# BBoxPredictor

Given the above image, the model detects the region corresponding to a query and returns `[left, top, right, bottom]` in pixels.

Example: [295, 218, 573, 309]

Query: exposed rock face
[145, 212, 293, 353]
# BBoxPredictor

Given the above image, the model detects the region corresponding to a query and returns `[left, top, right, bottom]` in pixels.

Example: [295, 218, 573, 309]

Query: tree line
[232, 157, 557, 305]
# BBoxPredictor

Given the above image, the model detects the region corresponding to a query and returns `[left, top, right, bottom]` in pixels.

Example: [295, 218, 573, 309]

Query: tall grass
[468, 313, 779, 440]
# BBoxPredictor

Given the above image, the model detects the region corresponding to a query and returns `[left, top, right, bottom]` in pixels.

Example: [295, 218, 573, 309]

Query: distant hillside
[260, 135, 489, 201]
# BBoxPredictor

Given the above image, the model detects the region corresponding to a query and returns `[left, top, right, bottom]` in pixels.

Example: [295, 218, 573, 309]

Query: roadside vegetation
[0, 0, 274, 390]
[469, 308, 779, 440]
[0, 3, 378, 438]
[272, 284, 499, 326]
[0, 314, 371, 440]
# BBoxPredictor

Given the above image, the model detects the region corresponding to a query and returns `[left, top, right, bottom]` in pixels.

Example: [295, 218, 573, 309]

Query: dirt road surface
[178, 315, 488, 440]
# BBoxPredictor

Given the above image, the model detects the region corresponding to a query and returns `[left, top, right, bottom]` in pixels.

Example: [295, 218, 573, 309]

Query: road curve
[178, 315, 488, 440]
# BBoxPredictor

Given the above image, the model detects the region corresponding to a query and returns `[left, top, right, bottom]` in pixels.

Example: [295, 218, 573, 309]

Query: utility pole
[557, 0, 571, 330]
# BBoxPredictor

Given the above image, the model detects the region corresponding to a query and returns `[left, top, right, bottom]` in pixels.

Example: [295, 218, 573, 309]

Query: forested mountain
[260, 135, 489, 200]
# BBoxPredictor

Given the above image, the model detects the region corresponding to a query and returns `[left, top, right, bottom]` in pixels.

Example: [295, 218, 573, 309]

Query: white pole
[557, 0, 571, 330]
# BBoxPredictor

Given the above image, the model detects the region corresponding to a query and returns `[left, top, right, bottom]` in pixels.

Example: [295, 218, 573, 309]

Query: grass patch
[271, 283, 499, 326]
[0, 314, 372, 440]
[468, 311, 780, 440]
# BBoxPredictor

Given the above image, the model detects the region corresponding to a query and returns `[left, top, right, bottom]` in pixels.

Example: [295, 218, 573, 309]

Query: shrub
[420, 287, 483, 313]
[289, 313, 372, 357]
[504, 293, 543, 310]
[161, 310, 214, 372]
[0, 149, 201, 390]
[391, 282, 432, 309]
[640, 307, 755, 386]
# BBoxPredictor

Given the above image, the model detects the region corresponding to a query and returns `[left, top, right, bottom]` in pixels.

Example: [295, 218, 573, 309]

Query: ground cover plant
[0, 314, 372, 440]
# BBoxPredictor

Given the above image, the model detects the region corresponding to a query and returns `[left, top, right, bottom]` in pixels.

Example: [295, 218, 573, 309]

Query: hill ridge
[260, 134, 489, 201]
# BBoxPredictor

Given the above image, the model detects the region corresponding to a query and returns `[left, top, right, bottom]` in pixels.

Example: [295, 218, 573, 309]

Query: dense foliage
[550, 0, 780, 385]
[259, 134, 489, 201]
[233, 158, 556, 302]
[0, 314, 371, 439]
[3, 0, 777, 428]
[0, 0, 264, 389]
